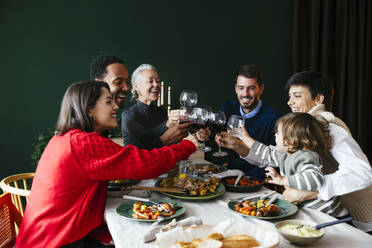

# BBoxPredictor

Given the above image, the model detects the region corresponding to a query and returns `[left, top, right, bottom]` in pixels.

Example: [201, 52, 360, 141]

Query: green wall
[0, 0, 292, 179]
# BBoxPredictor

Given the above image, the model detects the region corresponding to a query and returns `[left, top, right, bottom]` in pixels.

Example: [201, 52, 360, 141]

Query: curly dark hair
[89, 55, 125, 80]
[234, 64, 263, 86]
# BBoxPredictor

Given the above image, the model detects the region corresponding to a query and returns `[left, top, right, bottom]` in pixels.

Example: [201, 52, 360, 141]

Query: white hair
[130, 64, 158, 101]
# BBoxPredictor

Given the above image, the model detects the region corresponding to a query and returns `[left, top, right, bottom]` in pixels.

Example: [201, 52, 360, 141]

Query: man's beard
[240, 96, 258, 112]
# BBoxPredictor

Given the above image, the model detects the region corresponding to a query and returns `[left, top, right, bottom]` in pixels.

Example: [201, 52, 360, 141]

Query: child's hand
[265, 167, 287, 187]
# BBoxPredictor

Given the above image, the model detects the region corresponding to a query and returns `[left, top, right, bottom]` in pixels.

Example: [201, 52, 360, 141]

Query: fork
[229, 191, 276, 203]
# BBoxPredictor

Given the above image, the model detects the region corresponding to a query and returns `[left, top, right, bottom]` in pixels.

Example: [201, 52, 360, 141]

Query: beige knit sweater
[309, 104, 372, 222]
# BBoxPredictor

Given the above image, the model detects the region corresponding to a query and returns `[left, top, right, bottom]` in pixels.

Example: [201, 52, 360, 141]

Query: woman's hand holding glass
[166, 109, 180, 128]
[179, 107, 193, 124]
[184, 133, 200, 150]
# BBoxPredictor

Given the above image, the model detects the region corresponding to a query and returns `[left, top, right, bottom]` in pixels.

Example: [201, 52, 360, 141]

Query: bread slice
[205, 233, 224, 241]
[222, 235, 260, 248]
[175, 239, 202, 248]
[175, 238, 222, 248]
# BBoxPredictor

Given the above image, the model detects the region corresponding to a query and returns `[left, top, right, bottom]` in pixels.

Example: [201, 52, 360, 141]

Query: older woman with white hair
[121, 64, 191, 149]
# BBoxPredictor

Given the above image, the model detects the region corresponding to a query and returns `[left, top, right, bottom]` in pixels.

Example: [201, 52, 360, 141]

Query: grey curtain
[292, 0, 372, 159]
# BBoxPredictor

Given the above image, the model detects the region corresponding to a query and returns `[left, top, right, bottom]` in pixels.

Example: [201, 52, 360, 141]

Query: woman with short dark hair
[16, 80, 198, 247]
[285, 71, 372, 232]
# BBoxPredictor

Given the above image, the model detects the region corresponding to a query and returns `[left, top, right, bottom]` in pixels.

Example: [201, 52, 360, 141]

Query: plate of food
[222, 176, 264, 193]
[155, 174, 225, 201]
[227, 197, 298, 220]
[116, 198, 186, 222]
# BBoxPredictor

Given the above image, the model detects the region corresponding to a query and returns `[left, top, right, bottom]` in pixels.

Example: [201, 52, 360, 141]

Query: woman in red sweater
[15, 81, 197, 248]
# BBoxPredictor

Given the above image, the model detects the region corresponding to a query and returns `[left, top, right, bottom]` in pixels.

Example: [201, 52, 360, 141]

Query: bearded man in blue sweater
[220, 65, 281, 179]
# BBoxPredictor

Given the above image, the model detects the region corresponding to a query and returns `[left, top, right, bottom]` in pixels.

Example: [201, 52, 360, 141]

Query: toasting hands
[160, 122, 191, 146]
[166, 110, 181, 128]
[196, 127, 211, 142]
[214, 131, 250, 157]
[184, 133, 200, 149]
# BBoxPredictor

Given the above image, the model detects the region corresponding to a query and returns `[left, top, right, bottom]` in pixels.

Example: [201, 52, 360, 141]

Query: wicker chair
[0, 192, 22, 248]
[0, 173, 34, 216]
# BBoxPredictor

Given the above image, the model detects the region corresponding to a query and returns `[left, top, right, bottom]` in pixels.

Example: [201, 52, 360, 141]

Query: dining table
[104, 177, 372, 248]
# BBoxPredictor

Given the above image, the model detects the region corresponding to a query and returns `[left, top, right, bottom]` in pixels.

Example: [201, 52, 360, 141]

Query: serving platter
[116, 198, 186, 222]
[154, 178, 225, 201]
[227, 197, 298, 220]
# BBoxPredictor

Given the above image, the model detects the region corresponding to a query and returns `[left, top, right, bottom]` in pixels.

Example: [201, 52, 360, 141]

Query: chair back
[0, 173, 34, 216]
[0, 193, 22, 248]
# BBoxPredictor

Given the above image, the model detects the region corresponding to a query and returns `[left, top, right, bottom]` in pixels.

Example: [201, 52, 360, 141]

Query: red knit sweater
[15, 129, 195, 247]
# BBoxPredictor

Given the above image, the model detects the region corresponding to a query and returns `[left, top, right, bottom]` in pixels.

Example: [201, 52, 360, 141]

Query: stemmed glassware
[226, 115, 245, 138]
[188, 107, 209, 134]
[179, 107, 193, 124]
[179, 90, 198, 108]
[209, 111, 228, 157]
[197, 105, 212, 152]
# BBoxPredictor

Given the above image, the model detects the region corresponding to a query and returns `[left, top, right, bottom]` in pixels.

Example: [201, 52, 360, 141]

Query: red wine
[190, 123, 205, 134]
[209, 123, 225, 133]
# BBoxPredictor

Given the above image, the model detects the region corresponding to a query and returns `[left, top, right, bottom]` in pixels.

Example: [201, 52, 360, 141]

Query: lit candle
[168, 86, 171, 107]
[161, 82, 164, 105]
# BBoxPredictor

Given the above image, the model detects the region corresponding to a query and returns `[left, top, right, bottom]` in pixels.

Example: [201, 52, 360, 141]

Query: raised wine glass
[179, 90, 198, 108]
[179, 106, 193, 124]
[198, 105, 212, 152]
[209, 111, 228, 157]
[188, 107, 209, 134]
[226, 115, 245, 138]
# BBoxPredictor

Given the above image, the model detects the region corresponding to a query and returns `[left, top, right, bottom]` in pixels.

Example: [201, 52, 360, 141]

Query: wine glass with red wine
[209, 111, 228, 157]
[188, 107, 209, 134]
[179, 106, 193, 124]
[198, 105, 212, 152]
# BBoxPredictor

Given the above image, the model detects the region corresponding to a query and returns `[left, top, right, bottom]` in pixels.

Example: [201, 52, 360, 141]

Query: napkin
[155, 216, 280, 248]
[141, 216, 203, 243]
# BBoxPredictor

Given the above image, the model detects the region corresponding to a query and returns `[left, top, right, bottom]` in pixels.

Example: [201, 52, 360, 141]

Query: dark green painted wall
[0, 0, 292, 179]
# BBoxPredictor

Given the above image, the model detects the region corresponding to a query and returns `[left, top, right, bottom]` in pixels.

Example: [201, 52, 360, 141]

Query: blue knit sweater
[220, 100, 281, 179]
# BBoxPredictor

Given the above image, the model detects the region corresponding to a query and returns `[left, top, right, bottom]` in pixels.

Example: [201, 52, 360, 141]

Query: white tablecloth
[104, 179, 372, 248]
